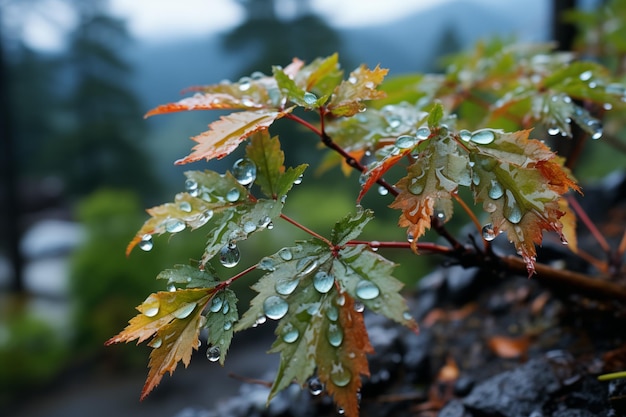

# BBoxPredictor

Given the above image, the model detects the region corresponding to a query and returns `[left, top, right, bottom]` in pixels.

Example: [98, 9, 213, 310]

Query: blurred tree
[44, 1, 159, 199]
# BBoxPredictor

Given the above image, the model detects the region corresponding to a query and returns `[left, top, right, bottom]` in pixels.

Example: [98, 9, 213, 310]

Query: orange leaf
[317, 294, 373, 417]
[145, 93, 261, 117]
[175, 109, 292, 165]
[328, 64, 388, 117]
[487, 335, 530, 359]
[357, 152, 405, 202]
[106, 289, 214, 399]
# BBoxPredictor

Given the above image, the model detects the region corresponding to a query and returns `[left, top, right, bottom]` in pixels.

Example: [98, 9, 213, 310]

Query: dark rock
[438, 399, 472, 417]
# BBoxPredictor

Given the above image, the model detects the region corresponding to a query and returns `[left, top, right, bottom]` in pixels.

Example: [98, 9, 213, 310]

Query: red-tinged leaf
[357, 151, 405, 202]
[145, 94, 262, 117]
[106, 289, 214, 399]
[328, 64, 389, 117]
[318, 294, 373, 417]
[175, 109, 293, 165]
[390, 138, 470, 250]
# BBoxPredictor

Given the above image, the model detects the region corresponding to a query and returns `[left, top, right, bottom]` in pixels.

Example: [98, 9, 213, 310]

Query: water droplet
[293, 174, 303, 185]
[433, 208, 446, 221]
[485, 202, 497, 213]
[148, 337, 162, 349]
[173, 303, 196, 319]
[139, 234, 153, 251]
[142, 295, 160, 317]
[232, 158, 257, 186]
[504, 190, 523, 224]
[603, 102, 613, 110]
[407, 231, 415, 243]
[313, 271, 334, 293]
[209, 295, 223, 313]
[370, 240, 380, 251]
[348, 76, 357, 84]
[178, 201, 192, 213]
[327, 323, 343, 347]
[416, 126, 430, 140]
[488, 180, 504, 200]
[266, 221, 274, 229]
[330, 363, 352, 387]
[403, 311, 412, 321]
[297, 257, 318, 277]
[206, 345, 221, 362]
[238, 76, 251, 91]
[395, 135, 417, 149]
[303, 92, 317, 105]
[326, 305, 339, 321]
[165, 218, 186, 233]
[482, 223, 496, 241]
[470, 129, 496, 145]
[588, 119, 603, 139]
[355, 280, 380, 300]
[259, 257, 275, 271]
[547, 126, 561, 136]
[359, 172, 369, 186]
[377, 185, 389, 196]
[222, 300, 230, 314]
[278, 248, 293, 261]
[472, 175, 481, 186]
[166, 282, 176, 292]
[226, 188, 241, 202]
[243, 221, 257, 234]
[408, 178, 424, 195]
[282, 326, 299, 343]
[579, 70, 592, 81]
[258, 216, 272, 228]
[185, 179, 198, 192]
[354, 301, 364, 313]
[263, 295, 288, 320]
[308, 377, 324, 395]
[459, 129, 472, 142]
[275, 277, 299, 296]
[336, 294, 346, 306]
[197, 209, 214, 227]
[255, 315, 267, 326]
[223, 321, 233, 331]
[219, 244, 240, 268]
[337, 407, 345, 415]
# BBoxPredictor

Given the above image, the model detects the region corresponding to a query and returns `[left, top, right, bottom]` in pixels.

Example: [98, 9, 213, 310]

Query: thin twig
[216, 264, 258, 290]
[566, 194, 611, 253]
[346, 240, 453, 255]
[279, 213, 331, 245]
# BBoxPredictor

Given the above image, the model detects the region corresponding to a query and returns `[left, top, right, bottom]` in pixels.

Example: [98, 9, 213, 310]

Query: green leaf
[204, 288, 238, 365]
[273, 67, 325, 109]
[427, 102, 445, 128]
[296, 53, 344, 98]
[157, 264, 220, 290]
[245, 131, 308, 199]
[331, 209, 374, 246]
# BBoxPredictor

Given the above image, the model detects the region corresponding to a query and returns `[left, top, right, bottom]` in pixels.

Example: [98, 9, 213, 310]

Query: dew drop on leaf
[166, 282, 176, 292]
[579, 70, 592, 81]
[403, 311, 412, 321]
[259, 257, 275, 271]
[354, 301, 365, 313]
[263, 295, 288, 320]
[281, 325, 299, 343]
[223, 321, 233, 331]
[472, 175, 481, 186]
[206, 345, 221, 362]
[185, 179, 198, 192]
[232, 158, 257, 186]
[278, 248, 293, 261]
[488, 180, 504, 200]
[327, 323, 344, 347]
[377, 185, 389, 196]
[330, 363, 352, 387]
[139, 234, 153, 251]
[222, 300, 230, 314]
[308, 377, 324, 395]
[587, 119, 603, 139]
[504, 190, 523, 224]
[336, 294, 346, 306]
[209, 295, 223, 313]
[337, 407, 345, 415]
[178, 201, 192, 213]
[275, 277, 299, 296]
[547, 126, 561, 136]
[482, 223, 496, 241]
[173, 303, 196, 319]
[408, 178, 424, 195]
[297, 257, 318, 277]
[313, 271, 334, 293]
[219, 244, 240, 268]
[355, 280, 380, 300]
[416, 126, 431, 140]
[433, 208, 446, 221]
[148, 337, 162, 349]
[326, 305, 339, 321]
[407, 231, 415, 243]
[303, 92, 318, 105]
[258, 216, 272, 228]
[471, 129, 496, 145]
[238, 76, 251, 91]
[142, 295, 160, 317]
[226, 188, 241, 202]
[459, 129, 472, 142]
[165, 218, 186, 233]
[243, 221, 257, 234]
[293, 174, 303, 185]
[485, 202, 497, 213]
[395, 135, 417, 149]
[255, 315, 267, 326]
[197, 209, 214, 227]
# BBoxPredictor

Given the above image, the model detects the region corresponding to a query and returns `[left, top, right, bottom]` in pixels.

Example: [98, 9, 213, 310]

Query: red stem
[347, 240, 453, 255]
[216, 264, 258, 291]
[279, 213, 332, 245]
[566, 194, 611, 253]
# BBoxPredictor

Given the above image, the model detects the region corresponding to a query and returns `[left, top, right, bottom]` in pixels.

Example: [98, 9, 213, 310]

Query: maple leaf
[390, 137, 471, 249]
[175, 109, 293, 165]
[235, 211, 415, 417]
[106, 288, 214, 399]
[328, 64, 389, 117]
[245, 131, 308, 199]
[469, 130, 580, 274]
[204, 288, 238, 364]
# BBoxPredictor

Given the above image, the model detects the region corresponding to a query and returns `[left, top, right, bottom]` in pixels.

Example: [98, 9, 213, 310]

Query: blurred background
[0, 0, 621, 416]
